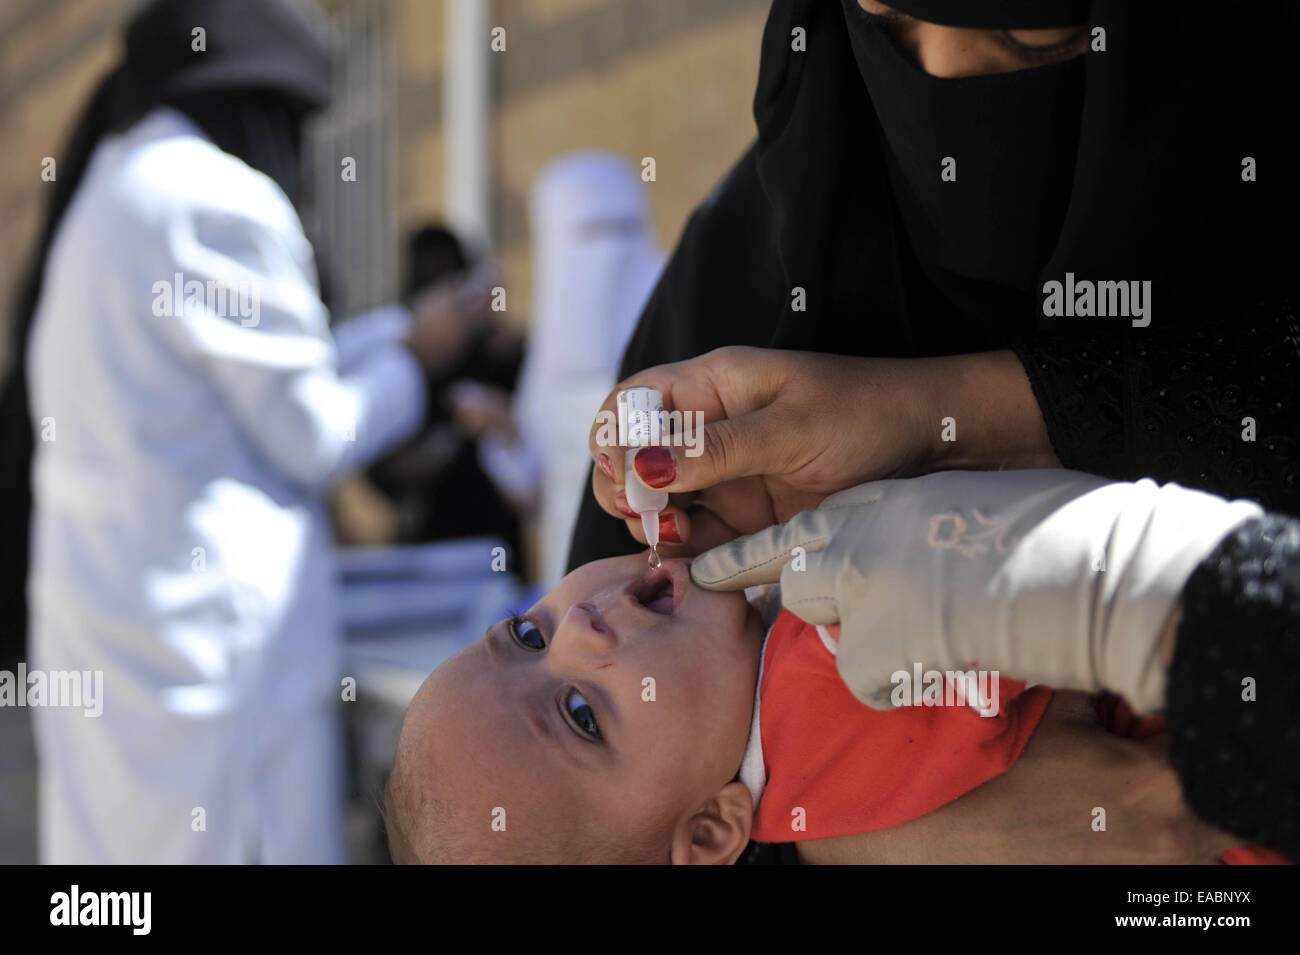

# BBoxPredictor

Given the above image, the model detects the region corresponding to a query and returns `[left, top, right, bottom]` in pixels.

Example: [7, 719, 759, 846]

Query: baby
[386, 554, 764, 864]
[385, 553, 1278, 864]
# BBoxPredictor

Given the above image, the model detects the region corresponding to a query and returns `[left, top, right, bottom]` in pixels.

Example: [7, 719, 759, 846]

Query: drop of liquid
[647, 545, 661, 569]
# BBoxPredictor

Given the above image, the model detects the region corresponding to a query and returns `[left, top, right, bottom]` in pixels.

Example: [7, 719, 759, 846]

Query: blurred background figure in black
[335, 224, 529, 569]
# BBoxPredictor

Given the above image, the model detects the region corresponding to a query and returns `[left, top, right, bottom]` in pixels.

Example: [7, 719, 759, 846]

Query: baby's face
[393, 553, 765, 863]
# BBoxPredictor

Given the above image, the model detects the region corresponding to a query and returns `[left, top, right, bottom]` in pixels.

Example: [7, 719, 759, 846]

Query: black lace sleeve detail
[1166, 514, 1300, 861]
[1012, 294, 1300, 513]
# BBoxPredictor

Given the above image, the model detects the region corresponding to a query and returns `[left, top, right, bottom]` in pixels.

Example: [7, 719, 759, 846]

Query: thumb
[632, 410, 775, 494]
[690, 511, 832, 591]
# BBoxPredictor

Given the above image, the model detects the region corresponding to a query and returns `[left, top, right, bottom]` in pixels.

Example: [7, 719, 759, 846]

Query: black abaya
[567, 0, 1299, 571]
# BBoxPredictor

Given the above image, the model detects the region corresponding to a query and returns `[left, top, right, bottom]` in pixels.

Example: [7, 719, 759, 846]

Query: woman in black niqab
[567, 0, 1300, 571]
[0, 0, 333, 666]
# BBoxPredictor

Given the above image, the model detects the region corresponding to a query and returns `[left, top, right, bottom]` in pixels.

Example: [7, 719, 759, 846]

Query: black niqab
[845, 1, 1087, 324]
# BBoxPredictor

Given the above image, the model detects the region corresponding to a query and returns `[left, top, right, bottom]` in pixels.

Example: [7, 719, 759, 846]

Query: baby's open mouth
[627, 560, 688, 615]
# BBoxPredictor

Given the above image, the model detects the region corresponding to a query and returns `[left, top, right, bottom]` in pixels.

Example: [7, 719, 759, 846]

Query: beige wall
[0, 0, 139, 369]
[0, 0, 768, 361]
[488, 0, 767, 319]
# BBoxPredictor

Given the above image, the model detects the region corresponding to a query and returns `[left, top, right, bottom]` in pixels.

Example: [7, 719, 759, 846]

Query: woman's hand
[691, 470, 1263, 714]
[587, 346, 1058, 554]
[797, 690, 1239, 864]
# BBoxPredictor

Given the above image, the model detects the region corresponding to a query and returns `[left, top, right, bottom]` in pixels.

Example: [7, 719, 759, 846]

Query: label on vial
[617, 387, 662, 448]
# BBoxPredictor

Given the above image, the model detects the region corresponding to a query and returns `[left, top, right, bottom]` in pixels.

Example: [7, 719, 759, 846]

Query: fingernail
[660, 513, 681, 543]
[633, 447, 676, 488]
[597, 453, 614, 481]
[614, 492, 638, 518]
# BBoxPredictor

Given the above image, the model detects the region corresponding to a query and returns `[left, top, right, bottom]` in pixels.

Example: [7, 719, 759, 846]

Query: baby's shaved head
[384, 677, 496, 864]
[383, 737, 448, 864]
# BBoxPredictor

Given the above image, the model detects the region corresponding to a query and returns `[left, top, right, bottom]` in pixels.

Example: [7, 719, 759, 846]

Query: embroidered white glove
[690, 470, 1263, 713]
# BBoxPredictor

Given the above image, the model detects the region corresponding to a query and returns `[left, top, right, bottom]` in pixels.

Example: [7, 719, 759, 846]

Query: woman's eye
[509, 616, 545, 650]
[565, 690, 602, 740]
[998, 27, 1087, 59]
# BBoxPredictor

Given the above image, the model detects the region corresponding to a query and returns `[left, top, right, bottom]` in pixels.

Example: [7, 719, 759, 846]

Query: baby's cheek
[630, 638, 747, 738]
[627, 669, 699, 744]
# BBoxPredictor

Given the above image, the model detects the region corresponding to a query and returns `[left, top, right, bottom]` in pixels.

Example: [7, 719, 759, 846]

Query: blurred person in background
[349, 225, 529, 565]
[0, 0, 454, 863]
[358, 155, 664, 592]
[510, 153, 664, 587]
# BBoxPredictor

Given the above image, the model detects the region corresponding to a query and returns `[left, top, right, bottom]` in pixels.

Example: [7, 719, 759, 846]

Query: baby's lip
[625, 558, 691, 616]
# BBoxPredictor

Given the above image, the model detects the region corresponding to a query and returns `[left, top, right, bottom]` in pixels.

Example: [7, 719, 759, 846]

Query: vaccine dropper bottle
[617, 386, 669, 566]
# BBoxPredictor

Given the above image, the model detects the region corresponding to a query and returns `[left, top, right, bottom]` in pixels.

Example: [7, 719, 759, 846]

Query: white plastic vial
[616, 386, 669, 551]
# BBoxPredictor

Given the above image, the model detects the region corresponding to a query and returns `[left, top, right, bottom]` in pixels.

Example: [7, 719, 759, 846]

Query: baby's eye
[565, 689, 602, 740]
[509, 616, 545, 650]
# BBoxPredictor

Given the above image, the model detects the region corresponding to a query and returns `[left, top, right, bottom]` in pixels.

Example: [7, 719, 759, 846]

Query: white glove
[690, 470, 1263, 713]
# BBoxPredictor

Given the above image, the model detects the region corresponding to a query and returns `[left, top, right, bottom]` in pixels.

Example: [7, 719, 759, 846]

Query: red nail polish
[633, 447, 676, 488]
[614, 492, 637, 518]
[659, 513, 681, 543]
[597, 453, 614, 480]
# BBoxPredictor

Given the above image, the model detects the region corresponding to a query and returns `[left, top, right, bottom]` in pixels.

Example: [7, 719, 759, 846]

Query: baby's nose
[549, 602, 621, 662]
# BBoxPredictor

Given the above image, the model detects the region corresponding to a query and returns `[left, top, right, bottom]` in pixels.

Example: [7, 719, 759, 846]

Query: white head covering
[514, 151, 666, 586]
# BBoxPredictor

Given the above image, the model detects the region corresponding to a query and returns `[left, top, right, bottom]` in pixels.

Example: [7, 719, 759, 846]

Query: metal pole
[443, 0, 492, 248]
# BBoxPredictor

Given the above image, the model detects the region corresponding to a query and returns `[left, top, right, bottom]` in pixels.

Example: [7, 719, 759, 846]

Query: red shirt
[750, 610, 1287, 864]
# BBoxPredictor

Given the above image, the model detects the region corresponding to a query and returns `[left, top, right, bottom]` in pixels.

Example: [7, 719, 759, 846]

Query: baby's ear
[669, 781, 754, 865]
